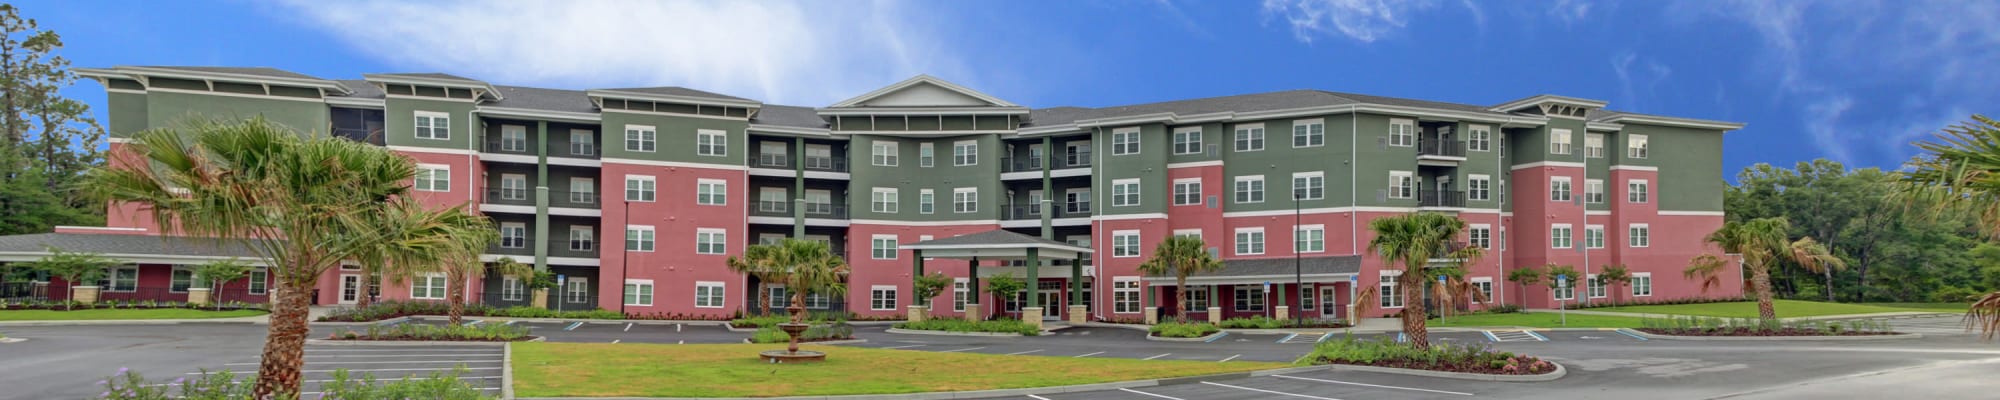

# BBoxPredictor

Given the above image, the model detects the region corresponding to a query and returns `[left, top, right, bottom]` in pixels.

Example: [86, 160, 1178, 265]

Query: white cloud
[1610, 52, 1672, 113]
[1801, 96, 1855, 164]
[1547, 0, 1592, 25]
[1261, 0, 1440, 43]
[273, 0, 967, 105]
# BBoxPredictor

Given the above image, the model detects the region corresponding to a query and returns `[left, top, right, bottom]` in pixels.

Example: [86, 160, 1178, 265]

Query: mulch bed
[1637, 328, 1901, 337]
[1318, 357, 1559, 375]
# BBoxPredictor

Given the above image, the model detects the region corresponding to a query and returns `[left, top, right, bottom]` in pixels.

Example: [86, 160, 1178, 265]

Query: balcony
[549, 237, 599, 259]
[1417, 139, 1466, 159]
[557, 191, 600, 209]
[804, 156, 848, 173]
[1428, 241, 1473, 263]
[1003, 204, 1093, 220]
[750, 201, 849, 219]
[752, 153, 789, 168]
[485, 188, 536, 208]
[1418, 189, 1466, 209]
[1002, 153, 1092, 173]
[484, 140, 534, 156]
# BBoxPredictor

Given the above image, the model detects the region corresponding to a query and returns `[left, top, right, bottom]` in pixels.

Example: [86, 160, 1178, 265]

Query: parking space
[839, 326, 1311, 363]
[1534, 329, 1648, 342]
[1888, 315, 1974, 335]
[195, 344, 504, 396]
[1017, 369, 1491, 400]
[391, 318, 745, 344]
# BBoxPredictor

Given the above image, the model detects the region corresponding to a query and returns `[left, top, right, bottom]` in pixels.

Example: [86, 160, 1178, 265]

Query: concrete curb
[1625, 329, 1924, 341]
[1145, 331, 1224, 342]
[722, 323, 757, 333]
[1320, 360, 1567, 382]
[304, 336, 545, 346]
[1075, 322, 1151, 332]
[502, 342, 516, 400]
[884, 328, 1029, 337]
[517, 366, 1339, 400]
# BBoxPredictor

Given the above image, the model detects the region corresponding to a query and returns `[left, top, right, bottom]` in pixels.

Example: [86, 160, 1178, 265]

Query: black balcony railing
[753, 153, 788, 168]
[1064, 151, 1092, 168]
[549, 237, 599, 259]
[804, 156, 849, 172]
[1004, 204, 1092, 220]
[751, 202, 849, 219]
[1418, 189, 1466, 208]
[561, 191, 599, 208]
[1417, 139, 1466, 158]
[484, 140, 534, 155]
[485, 188, 535, 207]
[1004, 154, 1092, 172]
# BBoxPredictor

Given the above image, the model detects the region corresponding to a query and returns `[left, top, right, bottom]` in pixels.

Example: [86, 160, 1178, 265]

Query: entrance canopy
[901, 229, 1091, 261]
[1144, 255, 1360, 286]
[0, 232, 268, 266]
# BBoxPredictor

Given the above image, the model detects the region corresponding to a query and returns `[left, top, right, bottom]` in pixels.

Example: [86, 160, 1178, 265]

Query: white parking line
[1277, 333, 1299, 343]
[1273, 375, 1473, 395]
[1006, 349, 1045, 355]
[624, 323, 634, 332]
[1118, 388, 1187, 400]
[465, 320, 483, 327]
[563, 322, 584, 331]
[881, 344, 926, 349]
[940, 347, 987, 353]
[1203, 381, 1342, 399]
[1219, 354, 1241, 362]
[1074, 351, 1105, 358]
[1026, 395, 1054, 400]
[1143, 353, 1172, 360]
[612, 340, 621, 344]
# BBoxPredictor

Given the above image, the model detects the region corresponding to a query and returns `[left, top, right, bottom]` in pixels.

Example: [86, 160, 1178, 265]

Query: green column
[1070, 255, 1082, 306]
[911, 250, 924, 307]
[532, 121, 550, 273]
[1040, 136, 1053, 239]
[968, 256, 980, 309]
[1025, 248, 1040, 309]
[793, 137, 806, 238]
[1146, 285, 1156, 307]
[1277, 282, 1287, 309]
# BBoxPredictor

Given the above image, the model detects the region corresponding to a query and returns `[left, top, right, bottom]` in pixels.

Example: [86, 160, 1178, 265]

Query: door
[338, 274, 361, 305]
[1039, 291, 1062, 320]
[1320, 286, 1340, 319]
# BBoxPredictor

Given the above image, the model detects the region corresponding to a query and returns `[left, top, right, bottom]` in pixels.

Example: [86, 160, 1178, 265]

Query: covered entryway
[903, 230, 1092, 331]
[1144, 255, 1361, 323]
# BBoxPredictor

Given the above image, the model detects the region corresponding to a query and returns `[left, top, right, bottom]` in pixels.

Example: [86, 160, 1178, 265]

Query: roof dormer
[1489, 94, 1607, 120]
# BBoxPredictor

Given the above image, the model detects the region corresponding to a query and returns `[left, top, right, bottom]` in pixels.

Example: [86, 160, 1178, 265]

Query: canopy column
[967, 256, 981, 321]
[908, 249, 926, 321]
[1024, 248, 1041, 329]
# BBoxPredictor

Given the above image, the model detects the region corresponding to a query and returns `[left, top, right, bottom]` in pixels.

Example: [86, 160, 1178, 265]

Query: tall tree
[1698, 218, 1845, 323]
[726, 243, 790, 316]
[1367, 212, 1478, 349]
[1136, 236, 1224, 322]
[0, 4, 103, 236]
[1898, 115, 2000, 339]
[85, 118, 492, 398]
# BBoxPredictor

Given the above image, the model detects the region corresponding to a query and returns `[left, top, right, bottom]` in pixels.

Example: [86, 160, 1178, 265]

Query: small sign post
[1264, 281, 1273, 319]
[1556, 275, 1569, 327]
[557, 275, 567, 312]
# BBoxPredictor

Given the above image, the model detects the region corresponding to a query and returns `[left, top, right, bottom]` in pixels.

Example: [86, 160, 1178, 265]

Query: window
[415, 164, 450, 192]
[1468, 174, 1491, 201]
[1174, 128, 1203, 154]
[952, 140, 977, 165]
[1301, 285, 1316, 310]
[696, 179, 726, 205]
[1173, 179, 1202, 205]
[411, 274, 446, 299]
[758, 142, 787, 167]
[570, 129, 595, 155]
[806, 144, 833, 169]
[919, 189, 935, 214]
[500, 223, 527, 248]
[1234, 175, 1265, 204]
[696, 228, 726, 254]
[918, 143, 935, 167]
[625, 225, 655, 252]
[1585, 179, 1605, 204]
[569, 177, 595, 204]
[569, 225, 594, 251]
[872, 141, 899, 166]
[1389, 119, 1415, 147]
[1112, 128, 1141, 155]
[1379, 271, 1404, 308]
[1389, 171, 1414, 199]
[1550, 177, 1572, 202]
[950, 187, 977, 213]
[414, 111, 450, 140]
[97, 266, 138, 292]
[952, 279, 970, 311]
[624, 280, 654, 306]
[1174, 229, 1202, 240]
[1632, 273, 1654, 297]
[758, 188, 787, 213]
[1472, 278, 1494, 301]
[502, 276, 525, 301]
[1112, 179, 1140, 207]
[501, 174, 527, 200]
[871, 188, 899, 213]
[1292, 172, 1323, 200]
[871, 235, 898, 260]
[1112, 231, 1140, 258]
[1296, 225, 1325, 253]
[1293, 119, 1324, 147]
[1628, 134, 1649, 158]
[1551, 224, 1573, 249]
[1185, 286, 1210, 311]
[1467, 125, 1491, 152]
[1584, 225, 1604, 249]
[1067, 188, 1092, 213]
[1549, 128, 1572, 155]
[871, 286, 899, 310]
[766, 286, 828, 309]
[1584, 133, 1605, 158]
[695, 282, 725, 308]
[1630, 224, 1651, 248]
[501, 125, 527, 152]
[624, 125, 655, 152]
[249, 269, 267, 295]
[1587, 275, 1606, 298]
[1234, 124, 1265, 151]
[1234, 286, 1266, 311]
[1113, 278, 1141, 313]
[696, 129, 727, 156]
[565, 277, 590, 303]
[625, 176, 655, 202]
[1628, 180, 1650, 203]
[805, 190, 833, 214]
[1469, 225, 1492, 249]
[170, 268, 194, 292]
[1234, 228, 1265, 255]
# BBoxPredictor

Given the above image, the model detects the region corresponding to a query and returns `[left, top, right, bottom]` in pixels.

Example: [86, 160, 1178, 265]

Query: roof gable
[828, 75, 1018, 108]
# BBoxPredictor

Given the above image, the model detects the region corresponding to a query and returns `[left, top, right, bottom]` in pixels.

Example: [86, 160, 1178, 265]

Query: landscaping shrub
[94, 367, 494, 399]
[1308, 336, 1554, 375]
[730, 310, 851, 328]
[1, 299, 266, 312]
[749, 321, 856, 343]
[892, 318, 1042, 336]
[315, 301, 622, 322]
[1215, 315, 1350, 329]
[332, 322, 533, 342]
[1148, 321, 1220, 338]
[1636, 315, 1897, 336]
[1564, 296, 1751, 310]
[1486, 304, 1524, 314]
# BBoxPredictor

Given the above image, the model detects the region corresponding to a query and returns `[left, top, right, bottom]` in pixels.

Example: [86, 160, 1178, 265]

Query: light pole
[618, 199, 631, 316]
[1293, 190, 1302, 325]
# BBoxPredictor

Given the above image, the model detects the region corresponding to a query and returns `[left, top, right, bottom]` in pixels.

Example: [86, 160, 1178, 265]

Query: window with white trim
[1112, 128, 1141, 155]
[1550, 128, 1572, 155]
[501, 125, 527, 152]
[1467, 125, 1491, 151]
[1296, 225, 1324, 253]
[1293, 171, 1324, 200]
[170, 268, 194, 292]
[1173, 229, 1202, 240]
[625, 175, 655, 202]
[1112, 231, 1140, 258]
[1551, 224, 1573, 249]
[1173, 127, 1203, 154]
[696, 129, 727, 156]
[97, 266, 137, 292]
[1301, 284, 1315, 310]
[249, 269, 268, 295]
[1293, 119, 1324, 147]
[953, 187, 977, 213]
[695, 282, 725, 308]
[624, 125, 655, 152]
[624, 279, 654, 306]
[918, 142, 934, 167]
[696, 228, 726, 254]
[1632, 273, 1653, 297]
[1234, 286, 1266, 311]
[1628, 179, 1649, 204]
[758, 188, 787, 213]
[1234, 227, 1265, 255]
[570, 129, 595, 156]
[501, 174, 527, 200]
[1554, 278, 1575, 301]
[1185, 285, 1210, 311]
[625, 225, 655, 252]
[1389, 171, 1414, 199]
[570, 225, 594, 251]
[1628, 134, 1649, 158]
[1234, 124, 1265, 151]
[411, 273, 447, 299]
[952, 278, 969, 311]
[415, 164, 450, 192]
[500, 222, 527, 248]
[1472, 277, 1494, 301]
[502, 276, 525, 301]
[696, 179, 726, 205]
[1550, 177, 1573, 202]
[1629, 224, 1651, 248]
[415, 111, 450, 140]
[1389, 119, 1415, 147]
[1113, 278, 1141, 313]
[872, 141, 899, 166]
[919, 189, 935, 214]
[1584, 133, 1605, 158]
[871, 187, 898, 213]
[871, 286, 899, 310]
[953, 140, 977, 166]
[1585, 179, 1605, 204]
[1469, 224, 1492, 249]
[1112, 178, 1140, 207]
[1468, 174, 1491, 201]
[569, 177, 595, 204]
[1379, 271, 1404, 308]
[871, 235, 898, 260]
[565, 277, 590, 303]
[1234, 175, 1265, 203]
[1587, 274, 1606, 298]
[1584, 225, 1604, 249]
[1173, 179, 1202, 206]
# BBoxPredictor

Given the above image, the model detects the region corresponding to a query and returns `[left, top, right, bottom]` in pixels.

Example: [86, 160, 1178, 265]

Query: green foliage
[912, 271, 951, 306]
[1138, 235, 1225, 322]
[1931, 286, 1983, 303]
[892, 318, 1042, 336]
[315, 300, 622, 322]
[1307, 336, 1553, 374]
[1148, 321, 1220, 338]
[1218, 316, 1287, 329]
[31, 248, 113, 286]
[0, 4, 106, 236]
[730, 311, 849, 328]
[984, 275, 1025, 300]
[340, 322, 531, 341]
[190, 260, 251, 290]
[94, 367, 495, 399]
[748, 322, 855, 343]
[1637, 315, 1894, 336]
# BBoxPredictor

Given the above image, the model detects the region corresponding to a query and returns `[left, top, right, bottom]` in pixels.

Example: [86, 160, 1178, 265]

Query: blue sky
[24, 0, 2000, 179]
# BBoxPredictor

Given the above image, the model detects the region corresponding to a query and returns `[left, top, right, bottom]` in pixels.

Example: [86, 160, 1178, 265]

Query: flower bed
[3, 299, 266, 312]
[1308, 336, 1556, 376]
[315, 300, 622, 322]
[1219, 316, 1351, 329]
[749, 322, 856, 343]
[93, 367, 495, 399]
[1637, 316, 1900, 336]
[1148, 321, 1221, 338]
[892, 318, 1042, 336]
[328, 322, 535, 342]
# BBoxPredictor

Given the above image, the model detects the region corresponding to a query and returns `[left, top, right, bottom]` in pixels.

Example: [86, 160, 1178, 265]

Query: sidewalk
[1523, 308, 1956, 321]
[0, 306, 341, 326]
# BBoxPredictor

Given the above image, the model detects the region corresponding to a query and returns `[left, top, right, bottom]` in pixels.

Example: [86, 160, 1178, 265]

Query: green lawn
[512, 343, 1285, 398]
[0, 308, 267, 321]
[1428, 312, 1648, 328]
[1589, 300, 1965, 318]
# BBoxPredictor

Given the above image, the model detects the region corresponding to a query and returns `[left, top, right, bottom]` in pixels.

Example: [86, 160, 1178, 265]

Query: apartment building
[0, 66, 1746, 321]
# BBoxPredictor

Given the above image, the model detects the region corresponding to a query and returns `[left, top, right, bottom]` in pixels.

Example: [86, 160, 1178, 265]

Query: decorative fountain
[758, 304, 827, 363]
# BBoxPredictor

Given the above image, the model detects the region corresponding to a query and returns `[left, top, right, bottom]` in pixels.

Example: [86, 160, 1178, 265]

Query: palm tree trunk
[447, 271, 465, 326]
[1824, 269, 1836, 302]
[1753, 264, 1777, 323]
[253, 277, 312, 399]
[1176, 276, 1189, 323]
[355, 265, 374, 309]
[1400, 272, 1429, 349]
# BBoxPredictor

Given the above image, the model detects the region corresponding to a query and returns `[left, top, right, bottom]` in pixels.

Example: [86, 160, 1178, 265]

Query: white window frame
[1296, 224, 1325, 253]
[871, 187, 899, 213]
[1628, 179, 1650, 204]
[169, 267, 194, 293]
[624, 124, 655, 152]
[500, 174, 528, 200]
[565, 277, 590, 303]
[500, 125, 528, 152]
[1174, 228, 1203, 240]
[1233, 286, 1267, 311]
[1467, 125, 1491, 152]
[569, 225, 594, 252]
[1630, 223, 1651, 248]
[1292, 171, 1324, 200]
[1585, 179, 1605, 204]
[1111, 127, 1141, 155]
[696, 129, 728, 156]
[415, 164, 451, 192]
[1173, 178, 1202, 206]
[919, 142, 935, 167]
[1113, 277, 1141, 314]
[1551, 224, 1573, 249]
[696, 179, 727, 206]
[1112, 178, 1141, 207]
[870, 285, 899, 311]
[952, 278, 970, 312]
[414, 111, 451, 140]
[695, 281, 725, 308]
[1112, 230, 1140, 258]
[248, 269, 268, 295]
[1550, 177, 1573, 202]
[1469, 224, 1492, 249]
[953, 140, 978, 166]
[1389, 171, 1414, 199]
[1234, 227, 1265, 255]
[1234, 175, 1265, 204]
[500, 222, 527, 249]
[919, 189, 935, 214]
[1587, 274, 1607, 299]
[570, 129, 595, 156]
[1389, 119, 1415, 147]
[1234, 123, 1265, 152]
[872, 141, 899, 166]
[1173, 127, 1203, 155]
[953, 187, 977, 213]
[1633, 273, 1654, 297]
[410, 273, 447, 300]
[871, 234, 899, 260]
[1628, 134, 1649, 159]
[1584, 133, 1605, 158]
[1379, 270, 1404, 308]
[1468, 174, 1491, 201]
[502, 275, 526, 301]
[624, 279, 655, 306]
[569, 177, 595, 204]
[696, 228, 727, 255]
[625, 225, 655, 252]
[1471, 277, 1494, 301]
[1550, 128, 1573, 155]
[1292, 118, 1325, 148]
[624, 175, 656, 202]
[1584, 224, 1605, 249]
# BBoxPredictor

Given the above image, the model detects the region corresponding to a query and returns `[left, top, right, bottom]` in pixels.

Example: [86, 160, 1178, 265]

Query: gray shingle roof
[752, 104, 829, 129]
[1023, 89, 1513, 128]
[372, 72, 481, 82]
[332, 79, 384, 99]
[0, 233, 263, 260]
[905, 229, 1087, 251]
[597, 86, 755, 103]
[1148, 255, 1362, 279]
[144, 66, 323, 80]
[489, 85, 597, 114]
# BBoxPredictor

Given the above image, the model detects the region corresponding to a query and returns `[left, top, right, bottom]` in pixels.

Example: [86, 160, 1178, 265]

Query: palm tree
[1897, 115, 2000, 339]
[1697, 217, 1844, 323]
[726, 244, 788, 316]
[1685, 254, 1730, 297]
[1598, 264, 1631, 307]
[1367, 212, 1474, 349]
[769, 239, 848, 325]
[85, 118, 492, 398]
[1136, 236, 1224, 322]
